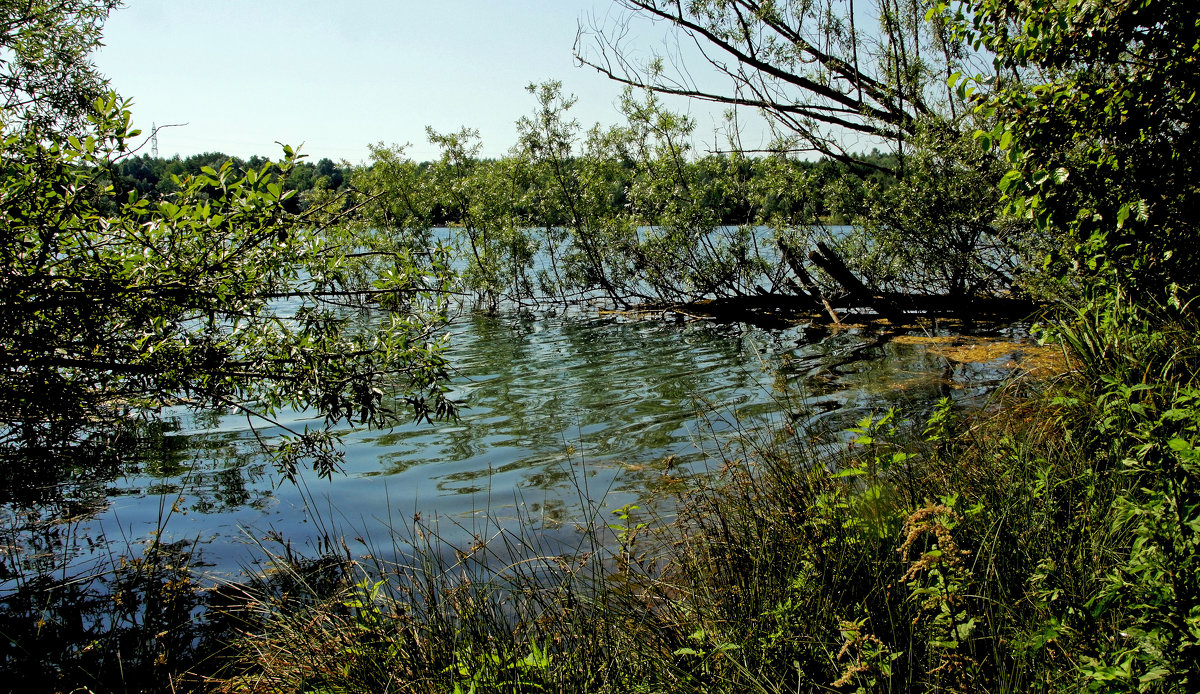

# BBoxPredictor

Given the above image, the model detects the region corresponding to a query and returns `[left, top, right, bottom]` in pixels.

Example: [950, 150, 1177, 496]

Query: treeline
[112, 152, 351, 212]
[110, 147, 897, 224]
[324, 85, 1032, 314]
[415, 148, 898, 227]
[107, 104, 938, 318]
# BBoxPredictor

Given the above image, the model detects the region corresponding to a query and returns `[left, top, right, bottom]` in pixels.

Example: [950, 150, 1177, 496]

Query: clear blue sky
[94, 1, 763, 163]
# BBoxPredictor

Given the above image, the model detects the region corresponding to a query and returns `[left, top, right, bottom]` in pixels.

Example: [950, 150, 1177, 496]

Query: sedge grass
[11, 298, 1200, 693]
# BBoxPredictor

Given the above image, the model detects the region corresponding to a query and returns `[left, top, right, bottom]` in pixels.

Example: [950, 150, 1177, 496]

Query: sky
[93, 1, 765, 164]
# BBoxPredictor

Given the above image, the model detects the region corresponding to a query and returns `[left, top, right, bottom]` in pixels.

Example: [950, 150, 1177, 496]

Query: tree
[610, 87, 768, 302]
[577, 0, 973, 167]
[577, 1, 1048, 309]
[950, 0, 1200, 305]
[940, 1, 1200, 686]
[0, 0, 120, 134]
[425, 127, 536, 313]
[1, 7, 454, 481]
[515, 80, 640, 307]
[833, 120, 1041, 299]
[509, 82, 770, 308]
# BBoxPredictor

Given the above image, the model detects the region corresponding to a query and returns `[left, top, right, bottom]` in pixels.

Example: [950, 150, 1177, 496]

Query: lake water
[0, 309, 1036, 588]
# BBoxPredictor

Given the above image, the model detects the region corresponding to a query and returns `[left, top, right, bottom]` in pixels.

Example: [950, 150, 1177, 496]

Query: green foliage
[1, 95, 454, 478]
[449, 640, 554, 694]
[1086, 387, 1200, 690]
[1049, 299, 1200, 690]
[516, 80, 635, 305]
[839, 120, 1043, 298]
[614, 89, 768, 302]
[0, 3, 454, 484]
[943, 0, 1200, 303]
[0, 0, 120, 133]
[426, 126, 536, 312]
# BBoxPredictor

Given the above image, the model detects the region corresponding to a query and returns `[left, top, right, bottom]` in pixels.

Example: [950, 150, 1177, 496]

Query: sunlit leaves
[0, 0, 121, 134]
[1, 95, 454, 477]
[941, 0, 1200, 302]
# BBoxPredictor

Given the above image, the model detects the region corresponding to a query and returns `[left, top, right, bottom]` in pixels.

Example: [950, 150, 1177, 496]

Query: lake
[0, 308, 1040, 589]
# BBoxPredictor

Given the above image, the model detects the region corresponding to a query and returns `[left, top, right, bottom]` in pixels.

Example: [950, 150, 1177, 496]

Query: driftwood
[881, 294, 1042, 317]
[779, 239, 841, 324]
[619, 293, 1040, 328]
[615, 240, 1042, 327]
[807, 242, 907, 324]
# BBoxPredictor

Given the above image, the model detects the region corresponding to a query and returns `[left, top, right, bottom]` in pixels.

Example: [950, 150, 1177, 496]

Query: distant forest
[111, 149, 900, 224]
[111, 152, 348, 213]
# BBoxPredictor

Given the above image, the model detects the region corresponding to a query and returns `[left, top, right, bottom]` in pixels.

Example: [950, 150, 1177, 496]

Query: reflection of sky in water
[0, 312, 1032, 585]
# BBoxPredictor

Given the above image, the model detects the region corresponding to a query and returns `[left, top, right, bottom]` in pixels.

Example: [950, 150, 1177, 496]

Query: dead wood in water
[807, 242, 908, 324]
[779, 239, 841, 324]
[610, 237, 1042, 328]
[610, 292, 1041, 329]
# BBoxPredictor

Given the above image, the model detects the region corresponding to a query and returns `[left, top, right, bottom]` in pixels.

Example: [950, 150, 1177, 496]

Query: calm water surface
[2, 311, 1033, 584]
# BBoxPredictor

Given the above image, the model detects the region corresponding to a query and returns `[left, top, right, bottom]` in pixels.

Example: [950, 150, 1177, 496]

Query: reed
[10, 294, 1198, 693]
[209, 298, 1200, 692]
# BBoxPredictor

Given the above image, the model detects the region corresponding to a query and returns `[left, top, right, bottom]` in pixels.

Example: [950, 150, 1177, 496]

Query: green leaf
[998, 169, 1022, 193]
[1167, 437, 1192, 452]
[1116, 203, 1131, 228]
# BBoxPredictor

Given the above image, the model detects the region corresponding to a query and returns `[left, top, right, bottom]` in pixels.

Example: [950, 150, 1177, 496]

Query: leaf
[1116, 203, 1131, 228]
[999, 169, 1022, 193]
[1134, 198, 1149, 222]
[1167, 437, 1192, 453]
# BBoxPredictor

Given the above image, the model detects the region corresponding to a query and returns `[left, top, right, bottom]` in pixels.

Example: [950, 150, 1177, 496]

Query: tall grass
[203, 297, 1200, 693]
[11, 294, 1197, 692]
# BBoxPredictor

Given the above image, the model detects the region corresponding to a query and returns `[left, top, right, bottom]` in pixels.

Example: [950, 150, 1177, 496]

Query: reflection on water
[1, 312, 1037, 583]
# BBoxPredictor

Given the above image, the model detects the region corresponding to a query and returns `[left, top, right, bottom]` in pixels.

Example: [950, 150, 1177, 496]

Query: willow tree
[424, 127, 537, 313]
[515, 80, 638, 307]
[1, 5, 454, 484]
[577, 0, 1045, 305]
[612, 88, 770, 302]
[576, 0, 975, 168]
[0, 0, 120, 133]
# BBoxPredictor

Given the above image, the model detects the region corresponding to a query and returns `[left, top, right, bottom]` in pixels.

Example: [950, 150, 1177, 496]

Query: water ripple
[3, 313, 1035, 580]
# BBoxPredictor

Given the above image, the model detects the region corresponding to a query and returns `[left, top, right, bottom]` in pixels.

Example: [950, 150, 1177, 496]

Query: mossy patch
[891, 334, 1069, 377]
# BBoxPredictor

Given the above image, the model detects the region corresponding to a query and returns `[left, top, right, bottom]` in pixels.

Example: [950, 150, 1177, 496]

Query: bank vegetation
[2, 0, 1199, 691]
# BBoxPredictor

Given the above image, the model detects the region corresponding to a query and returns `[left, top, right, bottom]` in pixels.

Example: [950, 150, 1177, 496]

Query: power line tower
[151, 123, 159, 158]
